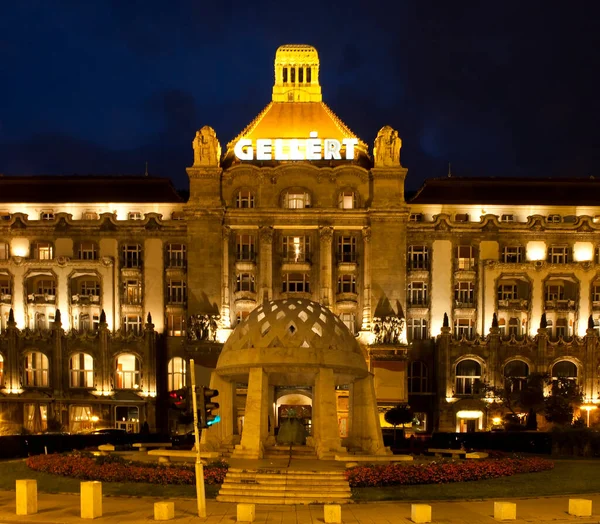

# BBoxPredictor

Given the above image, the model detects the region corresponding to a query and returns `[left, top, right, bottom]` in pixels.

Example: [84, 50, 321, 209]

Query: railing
[27, 293, 56, 304]
[71, 294, 101, 305]
[544, 299, 575, 310]
[498, 298, 529, 309]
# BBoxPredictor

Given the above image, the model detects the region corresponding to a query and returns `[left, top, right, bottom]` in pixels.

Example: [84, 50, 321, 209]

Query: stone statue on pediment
[192, 125, 221, 167]
[373, 125, 402, 167]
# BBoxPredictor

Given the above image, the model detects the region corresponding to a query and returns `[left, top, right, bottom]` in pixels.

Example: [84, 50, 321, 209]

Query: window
[455, 213, 469, 222]
[122, 315, 142, 335]
[123, 279, 142, 304]
[33, 312, 54, 330]
[547, 214, 561, 223]
[32, 242, 53, 260]
[128, 211, 143, 220]
[0, 354, 3, 386]
[455, 359, 481, 395]
[306, 67, 311, 83]
[407, 318, 428, 341]
[551, 361, 578, 386]
[454, 318, 474, 339]
[409, 213, 423, 222]
[508, 317, 520, 336]
[338, 191, 357, 209]
[79, 313, 99, 332]
[282, 235, 310, 262]
[80, 280, 100, 296]
[282, 273, 310, 293]
[408, 245, 429, 270]
[236, 234, 256, 262]
[116, 354, 140, 389]
[408, 281, 428, 305]
[497, 284, 517, 301]
[69, 353, 94, 388]
[167, 244, 186, 268]
[168, 357, 187, 391]
[77, 242, 98, 260]
[166, 313, 185, 336]
[40, 211, 55, 221]
[408, 361, 428, 393]
[504, 361, 529, 393]
[37, 279, 56, 295]
[171, 211, 184, 220]
[0, 242, 9, 260]
[556, 318, 569, 339]
[24, 403, 47, 432]
[283, 191, 311, 209]
[501, 214, 515, 222]
[503, 246, 523, 263]
[339, 312, 355, 334]
[337, 236, 357, 263]
[82, 211, 98, 220]
[545, 283, 564, 301]
[283, 67, 288, 83]
[547, 246, 570, 264]
[69, 405, 93, 433]
[122, 244, 142, 268]
[167, 280, 186, 304]
[337, 274, 357, 294]
[236, 273, 255, 292]
[456, 245, 475, 270]
[236, 189, 255, 209]
[236, 310, 250, 325]
[24, 352, 49, 387]
[455, 282, 474, 305]
[0, 276, 10, 296]
[593, 284, 600, 302]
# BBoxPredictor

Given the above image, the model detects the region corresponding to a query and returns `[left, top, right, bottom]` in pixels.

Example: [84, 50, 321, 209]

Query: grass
[0, 459, 220, 499]
[352, 459, 600, 502]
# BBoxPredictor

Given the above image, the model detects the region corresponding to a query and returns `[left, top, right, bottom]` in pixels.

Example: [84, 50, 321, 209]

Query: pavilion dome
[216, 299, 368, 382]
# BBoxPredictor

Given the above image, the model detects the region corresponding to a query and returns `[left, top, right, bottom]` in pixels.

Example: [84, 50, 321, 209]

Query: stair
[263, 445, 318, 460]
[217, 468, 352, 504]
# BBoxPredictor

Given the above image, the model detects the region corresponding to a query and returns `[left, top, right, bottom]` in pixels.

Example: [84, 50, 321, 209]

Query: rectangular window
[236, 273, 255, 292]
[546, 284, 564, 301]
[547, 214, 561, 223]
[548, 246, 570, 264]
[37, 279, 56, 295]
[167, 280, 186, 304]
[282, 273, 310, 293]
[455, 213, 469, 222]
[455, 282, 474, 304]
[503, 246, 523, 263]
[0, 276, 10, 296]
[337, 236, 357, 263]
[338, 191, 356, 209]
[122, 244, 142, 268]
[236, 310, 250, 324]
[408, 281, 428, 305]
[340, 312, 355, 334]
[166, 313, 184, 336]
[284, 192, 310, 209]
[454, 318, 474, 339]
[80, 280, 100, 296]
[78, 242, 98, 260]
[0, 242, 9, 260]
[337, 274, 357, 293]
[236, 234, 256, 261]
[33, 242, 53, 260]
[82, 211, 99, 220]
[497, 284, 517, 301]
[128, 211, 143, 220]
[408, 245, 429, 270]
[593, 285, 600, 302]
[167, 243, 187, 268]
[123, 279, 142, 305]
[501, 214, 515, 222]
[456, 245, 475, 270]
[236, 190, 255, 209]
[282, 235, 310, 262]
[407, 318, 428, 341]
[122, 315, 142, 335]
[409, 213, 423, 222]
[40, 211, 55, 221]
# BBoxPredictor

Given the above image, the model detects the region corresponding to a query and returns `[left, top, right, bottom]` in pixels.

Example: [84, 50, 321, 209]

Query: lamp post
[580, 404, 597, 428]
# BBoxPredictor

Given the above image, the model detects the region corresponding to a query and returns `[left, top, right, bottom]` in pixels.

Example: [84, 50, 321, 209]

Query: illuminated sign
[234, 131, 358, 161]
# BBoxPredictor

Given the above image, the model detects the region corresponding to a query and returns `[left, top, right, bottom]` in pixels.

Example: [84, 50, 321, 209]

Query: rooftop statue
[373, 125, 402, 167]
[192, 125, 221, 167]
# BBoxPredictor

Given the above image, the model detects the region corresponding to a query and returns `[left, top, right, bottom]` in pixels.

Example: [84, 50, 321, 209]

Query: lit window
[236, 310, 250, 325]
[236, 273, 255, 292]
[79, 313, 99, 332]
[337, 236, 357, 263]
[337, 274, 357, 294]
[545, 283, 564, 301]
[36, 279, 56, 295]
[128, 211, 143, 220]
[503, 246, 523, 263]
[80, 280, 100, 296]
[77, 242, 98, 260]
[338, 191, 357, 209]
[122, 315, 142, 335]
[283, 191, 311, 209]
[282, 235, 310, 262]
[236, 234, 256, 261]
[32, 242, 53, 260]
[116, 353, 141, 389]
[409, 213, 423, 222]
[407, 318, 428, 341]
[122, 244, 142, 268]
[556, 318, 570, 339]
[551, 360, 578, 387]
[504, 361, 529, 393]
[455, 359, 481, 395]
[497, 284, 517, 301]
[236, 190, 255, 209]
[69, 353, 94, 388]
[24, 352, 49, 387]
[547, 214, 561, 223]
[456, 245, 475, 270]
[501, 214, 514, 222]
[547, 246, 570, 264]
[167, 243, 186, 268]
[408, 281, 428, 305]
[282, 273, 310, 293]
[454, 318, 474, 339]
[168, 357, 187, 391]
[166, 313, 184, 336]
[408, 361, 429, 393]
[455, 282, 474, 305]
[123, 279, 142, 305]
[339, 312, 355, 334]
[82, 211, 98, 220]
[40, 211, 55, 221]
[0, 242, 9, 260]
[167, 280, 186, 304]
[408, 245, 429, 270]
[25, 403, 47, 432]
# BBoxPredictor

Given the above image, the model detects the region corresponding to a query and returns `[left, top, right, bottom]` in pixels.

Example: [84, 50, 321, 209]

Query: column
[258, 227, 273, 304]
[319, 227, 333, 307]
[361, 227, 372, 330]
[221, 226, 231, 327]
[233, 367, 269, 459]
[201, 372, 237, 450]
[144, 239, 164, 333]
[313, 368, 344, 459]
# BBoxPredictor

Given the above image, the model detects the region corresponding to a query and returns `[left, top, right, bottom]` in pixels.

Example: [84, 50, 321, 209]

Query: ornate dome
[217, 299, 367, 383]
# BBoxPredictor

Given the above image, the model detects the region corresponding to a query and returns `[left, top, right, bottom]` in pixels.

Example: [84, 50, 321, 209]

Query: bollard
[81, 481, 102, 519]
[16, 479, 38, 516]
[494, 502, 516, 521]
[324, 504, 342, 523]
[568, 499, 592, 517]
[411, 504, 432, 523]
[154, 501, 175, 521]
[237, 503, 255, 522]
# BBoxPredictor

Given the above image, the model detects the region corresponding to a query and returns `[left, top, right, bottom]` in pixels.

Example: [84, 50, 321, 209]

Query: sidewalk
[0, 491, 599, 523]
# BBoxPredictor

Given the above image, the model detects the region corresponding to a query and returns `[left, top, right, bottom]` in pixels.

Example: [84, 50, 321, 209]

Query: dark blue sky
[1, 1, 598, 191]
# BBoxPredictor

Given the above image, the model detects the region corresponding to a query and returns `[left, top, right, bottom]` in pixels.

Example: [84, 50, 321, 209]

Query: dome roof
[217, 299, 368, 382]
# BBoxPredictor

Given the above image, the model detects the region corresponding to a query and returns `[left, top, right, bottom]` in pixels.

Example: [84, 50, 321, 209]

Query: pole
[189, 359, 206, 518]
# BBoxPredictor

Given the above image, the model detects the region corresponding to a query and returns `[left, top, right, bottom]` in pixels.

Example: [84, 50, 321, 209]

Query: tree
[384, 405, 414, 444]
[544, 378, 582, 426]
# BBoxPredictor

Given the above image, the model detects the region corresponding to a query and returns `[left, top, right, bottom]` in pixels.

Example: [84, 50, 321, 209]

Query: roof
[0, 175, 184, 204]
[409, 177, 600, 206]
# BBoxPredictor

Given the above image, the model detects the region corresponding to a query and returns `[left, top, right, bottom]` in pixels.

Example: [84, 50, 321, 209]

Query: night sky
[1, 1, 599, 192]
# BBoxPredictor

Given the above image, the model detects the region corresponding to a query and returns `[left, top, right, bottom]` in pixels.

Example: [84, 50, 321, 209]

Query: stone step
[226, 472, 346, 481]
[222, 481, 351, 491]
[216, 495, 353, 505]
[217, 488, 352, 499]
[263, 454, 318, 460]
[228, 468, 345, 476]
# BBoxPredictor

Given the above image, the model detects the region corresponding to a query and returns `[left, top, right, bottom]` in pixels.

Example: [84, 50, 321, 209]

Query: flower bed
[345, 457, 554, 487]
[26, 452, 227, 485]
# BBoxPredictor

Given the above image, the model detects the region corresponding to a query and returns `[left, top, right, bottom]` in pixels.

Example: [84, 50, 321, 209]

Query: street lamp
[580, 404, 597, 428]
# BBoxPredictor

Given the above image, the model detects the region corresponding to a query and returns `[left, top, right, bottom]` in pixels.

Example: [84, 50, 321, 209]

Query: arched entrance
[275, 390, 312, 441]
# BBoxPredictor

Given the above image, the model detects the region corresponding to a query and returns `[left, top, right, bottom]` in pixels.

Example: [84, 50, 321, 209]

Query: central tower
[272, 44, 322, 103]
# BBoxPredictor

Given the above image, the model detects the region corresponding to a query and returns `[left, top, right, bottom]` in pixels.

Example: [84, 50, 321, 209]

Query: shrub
[345, 457, 554, 487]
[26, 453, 227, 485]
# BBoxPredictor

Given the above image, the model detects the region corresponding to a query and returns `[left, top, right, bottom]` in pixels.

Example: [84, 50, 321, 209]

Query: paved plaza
[0, 490, 599, 523]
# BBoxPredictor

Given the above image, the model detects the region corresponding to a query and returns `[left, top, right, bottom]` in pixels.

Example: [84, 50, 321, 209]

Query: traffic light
[198, 387, 220, 428]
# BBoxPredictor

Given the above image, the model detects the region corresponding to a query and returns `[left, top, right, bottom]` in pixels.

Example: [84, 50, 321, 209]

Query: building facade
[0, 44, 598, 436]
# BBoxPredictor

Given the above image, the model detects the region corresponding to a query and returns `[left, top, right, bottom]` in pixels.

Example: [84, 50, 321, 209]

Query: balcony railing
[545, 299, 576, 310]
[0, 293, 11, 304]
[27, 293, 56, 304]
[71, 294, 101, 305]
[337, 253, 358, 263]
[498, 298, 529, 309]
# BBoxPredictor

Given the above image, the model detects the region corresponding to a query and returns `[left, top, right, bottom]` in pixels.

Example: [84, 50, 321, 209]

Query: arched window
[24, 352, 49, 387]
[552, 360, 578, 386]
[455, 359, 481, 395]
[338, 191, 357, 209]
[408, 361, 428, 393]
[69, 353, 94, 388]
[235, 190, 255, 209]
[116, 354, 140, 389]
[504, 360, 529, 393]
[282, 190, 311, 209]
[0, 353, 4, 386]
[168, 357, 187, 391]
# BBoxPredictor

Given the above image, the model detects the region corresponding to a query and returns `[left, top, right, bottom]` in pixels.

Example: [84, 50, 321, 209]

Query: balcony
[336, 292, 358, 308]
[454, 300, 475, 309]
[0, 293, 11, 304]
[234, 290, 257, 308]
[498, 298, 529, 310]
[27, 293, 56, 304]
[545, 299, 576, 311]
[408, 298, 429, 308]
[71, 294, 101, 305]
